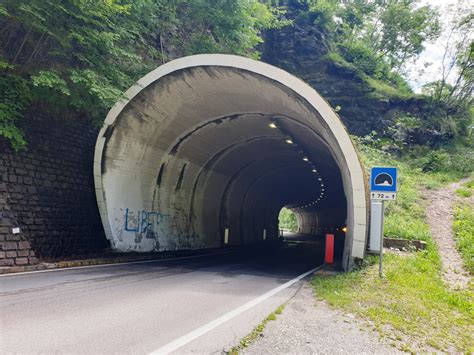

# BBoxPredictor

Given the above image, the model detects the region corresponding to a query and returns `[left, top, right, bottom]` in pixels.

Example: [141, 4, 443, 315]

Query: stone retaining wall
[0, 112, 109, 266]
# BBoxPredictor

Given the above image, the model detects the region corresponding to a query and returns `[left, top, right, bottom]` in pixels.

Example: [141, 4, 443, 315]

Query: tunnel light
[342, 227, 347, 233]
[318, 177, 322, 181]
[321, 183, 324, 187]
[303, 156, 309, 162]
[312, 169, 317, 173]
[285, 138, 294, 144]
[269, 122, 278, 129]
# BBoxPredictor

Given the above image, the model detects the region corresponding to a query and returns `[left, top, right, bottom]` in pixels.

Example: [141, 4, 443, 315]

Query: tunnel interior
[95, 55, 367, 270]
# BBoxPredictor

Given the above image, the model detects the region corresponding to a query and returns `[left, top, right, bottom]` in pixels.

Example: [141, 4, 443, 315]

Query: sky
[405, 0, 473, 92]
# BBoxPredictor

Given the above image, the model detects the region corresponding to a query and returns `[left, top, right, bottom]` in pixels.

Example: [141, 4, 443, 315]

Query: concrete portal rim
[94, 54, 368, 268]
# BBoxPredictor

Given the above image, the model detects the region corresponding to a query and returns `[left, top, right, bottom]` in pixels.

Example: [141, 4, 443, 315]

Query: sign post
[369, 167, 397, 277]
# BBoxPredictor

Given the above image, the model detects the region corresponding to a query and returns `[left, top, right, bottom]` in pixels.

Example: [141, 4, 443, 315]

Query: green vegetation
[278, 207, 297, 232]
[293, 0, 473, 149]
[1, 0, 472, 154]
[465, 179, 474, 189]
[453, 205, 474, 274]
[0, 1, 471, 351]
[305, 0, 437, 98]
[455, 188, 473, 198]
[312, 141, 473, 353]
[355, 137, 473, 241]
[227, 304, 285, 355]
[0, 0, 282, 150]
[312, 254, 473, 352]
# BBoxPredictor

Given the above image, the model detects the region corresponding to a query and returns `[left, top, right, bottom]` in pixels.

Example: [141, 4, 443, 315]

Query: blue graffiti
[124, 208, 167, 234]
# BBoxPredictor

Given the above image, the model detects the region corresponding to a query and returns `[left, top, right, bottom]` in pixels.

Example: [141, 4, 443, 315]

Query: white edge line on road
[0, 251, 235, 277]
[150, 265, 323, 355]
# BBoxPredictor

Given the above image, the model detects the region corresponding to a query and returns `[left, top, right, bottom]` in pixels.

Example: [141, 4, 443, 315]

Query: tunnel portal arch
[94, 54, 368, 270]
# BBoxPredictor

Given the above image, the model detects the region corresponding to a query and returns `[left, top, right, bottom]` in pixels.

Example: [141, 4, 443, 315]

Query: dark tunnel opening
[95, 55, 367, 270]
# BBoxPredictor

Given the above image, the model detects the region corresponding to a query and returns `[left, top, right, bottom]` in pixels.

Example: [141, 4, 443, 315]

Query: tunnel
[94, 54, 368, 270]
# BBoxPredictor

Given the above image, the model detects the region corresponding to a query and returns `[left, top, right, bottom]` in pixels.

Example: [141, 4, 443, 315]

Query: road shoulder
[241, 282, 400, 354]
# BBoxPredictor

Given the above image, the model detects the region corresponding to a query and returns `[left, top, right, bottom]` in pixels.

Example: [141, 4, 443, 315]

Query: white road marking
[150, 265, 323, 355]
[0, 251, 235, 277]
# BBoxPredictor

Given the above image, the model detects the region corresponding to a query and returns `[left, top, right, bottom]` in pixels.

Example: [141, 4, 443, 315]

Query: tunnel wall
[95, 55, 368, 269]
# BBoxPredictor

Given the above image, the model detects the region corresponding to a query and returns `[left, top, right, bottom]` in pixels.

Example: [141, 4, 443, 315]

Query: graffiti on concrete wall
[124, 208, 167, 234]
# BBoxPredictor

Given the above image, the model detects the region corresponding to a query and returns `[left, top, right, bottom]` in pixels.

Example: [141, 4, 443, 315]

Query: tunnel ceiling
[94, 54, 368, 270]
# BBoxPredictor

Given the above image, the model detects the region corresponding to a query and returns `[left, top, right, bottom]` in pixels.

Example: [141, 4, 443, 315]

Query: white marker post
[369, 167, 398, 278]
[224, 228, 229, 244]
[370, 200, 384, 277]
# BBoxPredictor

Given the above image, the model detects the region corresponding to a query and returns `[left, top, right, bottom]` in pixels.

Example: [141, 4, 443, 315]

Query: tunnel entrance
[94, 54, 368, 270]
[278, 204, 346, 266]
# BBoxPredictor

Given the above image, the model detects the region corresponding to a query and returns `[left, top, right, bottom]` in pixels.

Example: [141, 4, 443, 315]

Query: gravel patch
[242, 284, 402, 354]
[425, 180, 471, 289]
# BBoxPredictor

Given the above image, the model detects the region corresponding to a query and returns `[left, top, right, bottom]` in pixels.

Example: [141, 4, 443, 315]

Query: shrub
[420, 150, 450, 172]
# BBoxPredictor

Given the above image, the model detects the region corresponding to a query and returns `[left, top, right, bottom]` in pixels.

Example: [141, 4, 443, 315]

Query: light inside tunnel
[94, 54, 368, 270]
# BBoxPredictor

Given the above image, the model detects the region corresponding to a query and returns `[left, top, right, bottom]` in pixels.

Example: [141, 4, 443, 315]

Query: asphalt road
[1, 237, 324, 354]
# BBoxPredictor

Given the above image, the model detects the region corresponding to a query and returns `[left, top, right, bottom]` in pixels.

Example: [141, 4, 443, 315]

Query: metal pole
[379, 200, 385, 278]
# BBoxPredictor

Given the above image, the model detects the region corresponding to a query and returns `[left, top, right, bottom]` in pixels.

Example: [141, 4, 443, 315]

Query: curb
[0, 255, 158, 275]
[0, 248, 238, 275]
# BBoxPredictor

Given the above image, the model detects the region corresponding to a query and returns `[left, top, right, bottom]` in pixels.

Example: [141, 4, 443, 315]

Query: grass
[323, 51, 413, 101]
[455, 188, 473, 198]
[456, 177, 474, 198]
[312, 141, 474, 353]
[464, 179, 474, 189]
[365, 76, 413, 100]
[355, 140, 464, 242]
[312, 253, 473, 352]
[227, 304, 285, 354]
[453, 205, 474, 274]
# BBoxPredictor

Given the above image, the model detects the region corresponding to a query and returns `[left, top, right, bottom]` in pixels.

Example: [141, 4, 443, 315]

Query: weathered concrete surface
[95, 54, 368, 270]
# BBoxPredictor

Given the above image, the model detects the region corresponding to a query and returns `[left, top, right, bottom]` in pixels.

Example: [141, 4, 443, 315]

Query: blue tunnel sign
[370, 167, 397, 200]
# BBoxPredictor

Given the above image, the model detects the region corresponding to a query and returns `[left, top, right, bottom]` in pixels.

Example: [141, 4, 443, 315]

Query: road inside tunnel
[94, 54, 368, 270]
[1, 238, 325, 353]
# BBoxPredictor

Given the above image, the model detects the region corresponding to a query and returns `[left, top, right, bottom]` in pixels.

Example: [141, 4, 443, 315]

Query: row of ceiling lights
[269, 121, 325, 210]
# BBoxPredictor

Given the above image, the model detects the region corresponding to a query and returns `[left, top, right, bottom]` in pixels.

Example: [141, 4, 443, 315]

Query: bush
[338, 41, 380, 76]
[406, 145, 474, 176]
[420, 150, 450, 172]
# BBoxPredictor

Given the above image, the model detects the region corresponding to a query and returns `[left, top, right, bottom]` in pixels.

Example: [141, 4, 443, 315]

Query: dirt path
[242, 284, 401, 354]
[425, 180, 471, 289]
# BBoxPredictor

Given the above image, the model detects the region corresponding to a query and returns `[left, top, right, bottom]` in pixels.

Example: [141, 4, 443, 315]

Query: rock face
[260, 4, 451, 144]
[261, 8, 374, 135]
[0, 112, 109, 265]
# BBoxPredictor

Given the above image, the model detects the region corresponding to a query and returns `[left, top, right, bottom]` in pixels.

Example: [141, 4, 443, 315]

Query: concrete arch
[94, 54, 368, 270]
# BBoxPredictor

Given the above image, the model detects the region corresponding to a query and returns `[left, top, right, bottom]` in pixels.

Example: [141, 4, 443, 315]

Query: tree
[424, 4, 473, 113]
[0, 0, 279, 150]
[335, 0, 440, 74]
[373, 0, 440, 71]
